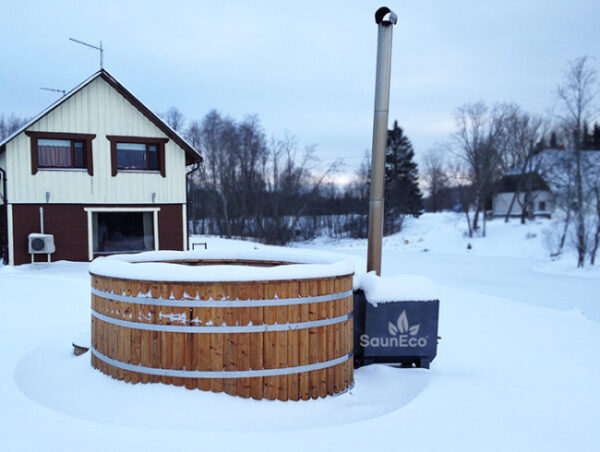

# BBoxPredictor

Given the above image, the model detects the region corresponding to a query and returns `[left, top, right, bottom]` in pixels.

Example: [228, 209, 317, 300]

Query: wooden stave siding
[90, 273, 354, 401]
[11, 203, 183, 265]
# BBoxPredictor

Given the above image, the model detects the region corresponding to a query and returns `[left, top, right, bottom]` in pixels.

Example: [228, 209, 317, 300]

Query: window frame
[115, 142, 157, 172]
[25, 131, 96, 175]
[84, 207, 160, 261]
[107, 135, 168, 177]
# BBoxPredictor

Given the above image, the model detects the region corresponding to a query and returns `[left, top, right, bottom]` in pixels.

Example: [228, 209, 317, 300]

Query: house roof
[499, 148, 600, 193]
[0, 69, 202, 165]
[494, 173, 550, 193]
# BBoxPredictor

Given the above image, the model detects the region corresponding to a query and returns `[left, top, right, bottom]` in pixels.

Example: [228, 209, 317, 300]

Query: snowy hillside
[312, 212, 558, 259]
[1, 213, 599, 451]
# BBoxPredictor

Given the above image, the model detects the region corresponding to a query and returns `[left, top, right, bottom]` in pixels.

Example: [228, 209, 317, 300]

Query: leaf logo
[397, 311, 409, 334]
[388, 311, 420, 337]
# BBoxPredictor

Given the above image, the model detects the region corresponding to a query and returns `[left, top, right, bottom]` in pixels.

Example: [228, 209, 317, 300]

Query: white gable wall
[4, 77, 186, 204]
[0, 152, 6, 205]
[492, 190, 554, 217]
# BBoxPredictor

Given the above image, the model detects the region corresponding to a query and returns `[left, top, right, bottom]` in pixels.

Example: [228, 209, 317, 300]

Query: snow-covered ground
[1, 213, 599, 451]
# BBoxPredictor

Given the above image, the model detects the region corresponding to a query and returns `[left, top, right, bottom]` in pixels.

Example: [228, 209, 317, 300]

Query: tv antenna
[40, 87, 66, 96]
[69, 37, 103, 69]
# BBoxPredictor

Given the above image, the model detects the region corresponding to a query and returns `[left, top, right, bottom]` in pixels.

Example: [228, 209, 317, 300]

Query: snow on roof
[506, 148, 600, 176]
[354, 272, 438, 304]
[503, 148, 600, 193]
[89, 248, 355, 282]
[0, 69, 202, 163]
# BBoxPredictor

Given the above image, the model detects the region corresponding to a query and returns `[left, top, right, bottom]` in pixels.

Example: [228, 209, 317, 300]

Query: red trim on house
[0, 70, 202, 165]
[10, 203, 184, 265]
[25, 131, 96, 176]
[98, 72, 201, 165]
[106, 135, 168, 177]
[0, 202, 7, 264]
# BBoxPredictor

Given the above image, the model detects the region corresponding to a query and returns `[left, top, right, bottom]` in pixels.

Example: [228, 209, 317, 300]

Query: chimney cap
[375, 7, 398, 25]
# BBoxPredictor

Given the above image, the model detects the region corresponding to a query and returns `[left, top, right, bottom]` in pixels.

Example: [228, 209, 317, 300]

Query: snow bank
[355, 272, 438, 304]
[89, 248, 355, 282]
[3, 232, 600, 450]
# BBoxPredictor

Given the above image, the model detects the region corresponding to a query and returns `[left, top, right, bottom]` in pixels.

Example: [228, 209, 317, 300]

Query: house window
[539, 201, 546, 211]
[107, 135, 167, 177]
[116, 142, 158, 170]
[25, 131, 96, 175]
[37, 138, 87, 169]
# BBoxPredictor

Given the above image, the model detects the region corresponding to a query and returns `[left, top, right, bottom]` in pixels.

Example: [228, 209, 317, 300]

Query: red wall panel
[11, 204, 183, 265]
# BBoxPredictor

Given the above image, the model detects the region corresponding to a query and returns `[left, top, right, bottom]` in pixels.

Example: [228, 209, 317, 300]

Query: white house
[491, 148, 600, 219]
[491, 173, 553, 219]
[0, 69, 202, 265]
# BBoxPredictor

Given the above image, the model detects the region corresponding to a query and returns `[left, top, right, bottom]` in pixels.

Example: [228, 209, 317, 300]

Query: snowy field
[1, 213, 599, 451]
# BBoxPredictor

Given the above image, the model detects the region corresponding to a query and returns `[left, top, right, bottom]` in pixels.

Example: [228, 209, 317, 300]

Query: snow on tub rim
[89, 248, 355, 282]
[89, 248, 355, 401]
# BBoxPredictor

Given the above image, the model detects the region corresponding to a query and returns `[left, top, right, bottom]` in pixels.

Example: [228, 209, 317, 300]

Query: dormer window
[107, 135, 167, 177]
[25, 131, 95, 175]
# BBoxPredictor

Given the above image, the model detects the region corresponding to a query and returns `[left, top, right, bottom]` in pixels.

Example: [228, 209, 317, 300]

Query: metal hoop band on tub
[91, 309, 353, 333]
[91, 347, 353, 379]
[91, 287, 353, 308]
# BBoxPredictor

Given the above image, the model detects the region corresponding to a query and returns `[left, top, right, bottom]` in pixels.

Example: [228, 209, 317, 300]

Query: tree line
[174, 110, 423, 244]
[1, 56, 598, 267]
[419, 56, 600, 267]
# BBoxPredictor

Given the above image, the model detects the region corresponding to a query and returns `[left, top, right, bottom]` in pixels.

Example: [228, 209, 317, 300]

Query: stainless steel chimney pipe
[367, 7, 397, 275]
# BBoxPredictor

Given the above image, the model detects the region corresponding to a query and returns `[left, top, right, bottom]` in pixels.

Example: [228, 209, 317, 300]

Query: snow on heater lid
[354, 272, 438, 304]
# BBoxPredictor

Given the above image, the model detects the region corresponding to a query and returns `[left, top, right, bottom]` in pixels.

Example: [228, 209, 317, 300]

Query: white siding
[492, 191, 554, 217]
[4, 77, 186, 204]
[0, 152, 5, 205]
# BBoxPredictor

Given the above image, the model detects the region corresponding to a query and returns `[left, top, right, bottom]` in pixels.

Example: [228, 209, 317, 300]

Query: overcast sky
[1, 1, 599, 182]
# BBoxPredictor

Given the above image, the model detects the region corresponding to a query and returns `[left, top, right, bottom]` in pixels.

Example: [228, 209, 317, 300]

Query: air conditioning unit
[28, 233, 56, 254]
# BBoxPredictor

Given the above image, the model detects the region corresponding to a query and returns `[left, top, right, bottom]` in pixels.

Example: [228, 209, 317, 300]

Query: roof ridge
[0, 70, 202, 164]
[0, 71, 104, 149]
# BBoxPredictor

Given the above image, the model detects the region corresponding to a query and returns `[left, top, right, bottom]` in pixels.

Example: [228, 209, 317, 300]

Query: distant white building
[491, 148, 600, 219]
[491, 173, 553, 219]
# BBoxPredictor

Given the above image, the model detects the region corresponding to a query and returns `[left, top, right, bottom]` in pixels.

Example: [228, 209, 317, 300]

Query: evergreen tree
[383, 121, 423, 234]
[592, 122, 600, 150]
[582, 120, 591, 149]
[534, 136, 547, 153]
[549, 130, 559, 148]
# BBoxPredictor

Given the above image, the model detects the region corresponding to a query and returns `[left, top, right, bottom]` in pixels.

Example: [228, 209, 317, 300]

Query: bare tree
[254, 135, 340, 244]
[587, 159, 600, 264]
[556, 56, 599, 267]
[197, 110, 238, 237]
[453, 101, 504, 237]
[546, 148, 578, 256]
[161, 107, 185, 133]
[0, 113, 28, 141]
[498, 106, 548, 223]
[186, 110, 341, 244]
[422, 145, 449, 212]
[184, 120, 204, 234]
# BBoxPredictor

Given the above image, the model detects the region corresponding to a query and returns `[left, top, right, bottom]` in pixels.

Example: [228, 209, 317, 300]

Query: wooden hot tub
[89, 249, 354, 401]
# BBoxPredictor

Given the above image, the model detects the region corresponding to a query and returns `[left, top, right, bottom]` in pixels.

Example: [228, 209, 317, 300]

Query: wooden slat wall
[5, 77, 187, 205]
[91, 273, 354, 401]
